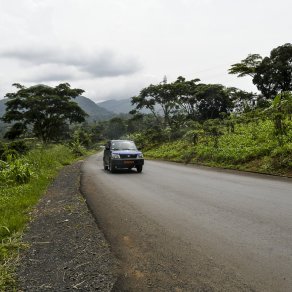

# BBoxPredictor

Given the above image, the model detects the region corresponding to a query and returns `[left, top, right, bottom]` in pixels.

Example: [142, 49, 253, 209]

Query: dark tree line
[131, 76, 253, 128]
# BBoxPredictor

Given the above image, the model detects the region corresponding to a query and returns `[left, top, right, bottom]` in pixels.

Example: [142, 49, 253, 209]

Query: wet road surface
[81, 153, 292, 291]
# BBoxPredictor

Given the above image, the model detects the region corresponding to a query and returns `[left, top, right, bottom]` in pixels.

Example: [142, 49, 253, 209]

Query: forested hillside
[98, 98, 154, 114]
[75, 96, 114, 121]
[98, 98, 133, 114]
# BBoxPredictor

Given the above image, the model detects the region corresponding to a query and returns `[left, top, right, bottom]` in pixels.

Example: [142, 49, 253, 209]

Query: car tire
[104, 163, 108, 171]
[109, 161, 115, 173]
[136, 165, 143, 173]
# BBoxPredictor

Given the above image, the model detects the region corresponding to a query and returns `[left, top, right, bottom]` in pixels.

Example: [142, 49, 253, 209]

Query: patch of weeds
[0, 232, 28, 292]
[63, 204, 77, 213]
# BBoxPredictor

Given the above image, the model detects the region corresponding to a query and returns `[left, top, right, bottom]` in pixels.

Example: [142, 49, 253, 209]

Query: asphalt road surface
[81, 153, 292, 291]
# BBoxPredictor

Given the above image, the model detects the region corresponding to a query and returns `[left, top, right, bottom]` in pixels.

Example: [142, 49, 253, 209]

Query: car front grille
[119, 154, 137, 159]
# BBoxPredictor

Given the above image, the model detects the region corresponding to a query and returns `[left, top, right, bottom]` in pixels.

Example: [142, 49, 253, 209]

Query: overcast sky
[0, 0, 291, 103]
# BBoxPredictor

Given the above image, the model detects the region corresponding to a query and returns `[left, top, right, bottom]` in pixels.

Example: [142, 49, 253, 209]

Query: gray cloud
[0, 47, 141, 81]
[22, 69, 78, 83]
[82, 52, 142, 77]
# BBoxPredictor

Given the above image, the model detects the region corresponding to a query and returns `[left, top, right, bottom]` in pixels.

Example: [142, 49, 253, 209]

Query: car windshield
[111, 141, 137, 150]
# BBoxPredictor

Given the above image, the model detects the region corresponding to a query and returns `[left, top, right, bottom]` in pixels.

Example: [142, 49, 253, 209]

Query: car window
[111, 141, 137, 150]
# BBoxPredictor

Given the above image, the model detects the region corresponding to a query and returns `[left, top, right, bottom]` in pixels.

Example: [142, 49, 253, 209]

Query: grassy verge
[144, 120, 292, 177]
[0, 144, 79, 291]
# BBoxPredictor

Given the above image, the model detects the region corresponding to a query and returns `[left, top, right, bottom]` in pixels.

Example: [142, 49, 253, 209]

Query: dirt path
[17, 160, 118, 291]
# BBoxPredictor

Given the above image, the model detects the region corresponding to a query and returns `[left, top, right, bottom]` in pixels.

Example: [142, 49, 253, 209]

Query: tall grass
[145, 119, 292, 175]
[0, 144, 77, 291]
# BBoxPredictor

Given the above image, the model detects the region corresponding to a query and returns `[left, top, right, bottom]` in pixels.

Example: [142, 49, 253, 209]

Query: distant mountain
[75, 96, 115, 121]
[98, 98, 161, 115]
[98, 98, 134, 114]
[0, 96, 115, 122]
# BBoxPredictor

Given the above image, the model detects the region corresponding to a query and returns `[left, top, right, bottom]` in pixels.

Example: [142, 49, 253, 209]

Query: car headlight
[111, 154, 120, 159]
[137, 153, 143, 158]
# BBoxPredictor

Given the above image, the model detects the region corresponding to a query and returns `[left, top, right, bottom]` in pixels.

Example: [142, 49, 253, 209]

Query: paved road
[81, 153, 292, 291]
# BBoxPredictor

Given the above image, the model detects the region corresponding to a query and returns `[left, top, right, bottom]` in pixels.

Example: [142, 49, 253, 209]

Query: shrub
[271, 143, 292, 169]
[0, 142, 7, 160]
[0, 140, 30, 161]
[69, 140, 86, 156]
[1, 149, 19, 161]
[0, 158, 33, 186]
[8, 140, 29, 155]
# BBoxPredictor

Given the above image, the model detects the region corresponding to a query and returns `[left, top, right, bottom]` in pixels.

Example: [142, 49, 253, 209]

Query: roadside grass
[0, 144, 78, 291]
[145, 119, 292, 176]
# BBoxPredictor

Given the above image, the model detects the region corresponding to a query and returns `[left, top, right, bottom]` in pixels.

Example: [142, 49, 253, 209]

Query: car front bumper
[111, 158, 144, 169]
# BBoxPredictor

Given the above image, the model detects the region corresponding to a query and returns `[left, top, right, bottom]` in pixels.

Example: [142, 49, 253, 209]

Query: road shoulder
[17, 160, 118, 291]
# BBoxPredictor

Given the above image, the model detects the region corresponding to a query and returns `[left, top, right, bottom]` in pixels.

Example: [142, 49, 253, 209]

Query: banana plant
[271, 91, 292, 144]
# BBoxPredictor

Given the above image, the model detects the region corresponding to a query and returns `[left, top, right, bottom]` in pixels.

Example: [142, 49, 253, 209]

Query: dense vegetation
[140, 116, 292, 176]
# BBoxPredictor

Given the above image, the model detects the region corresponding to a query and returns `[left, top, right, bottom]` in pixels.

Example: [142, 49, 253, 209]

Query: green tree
[269, 91, 292, 145]
[173, 76, 201, 120]
[132, 77, 235, 125]
[195, 84, 234, 121]
[131, 81, 179, 128]
[2, 83, 87, 142]
[104, 117, 127, 139]
[3, 123, 26, 140]
[90, 122, 107, 142]
[229, 43, 292, 99]
[226, 87, 258, 113]
[229, 54, 262, 77]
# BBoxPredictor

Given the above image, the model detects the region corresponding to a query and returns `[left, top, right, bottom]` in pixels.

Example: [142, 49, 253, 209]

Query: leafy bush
[271, 143, 292, 169]
[0, 140, 30, 161]
[69, 140, 86, 156]
[8, 140, 29, 155]
[0, 142, 7, 160]
[1, 149, 19, 161]
[0, 144, 76, 234]
[0, 158, 33, 186]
